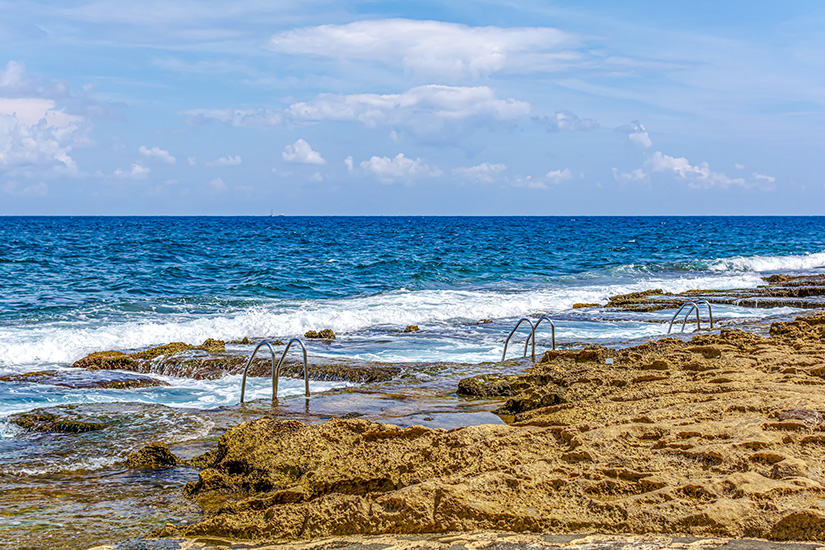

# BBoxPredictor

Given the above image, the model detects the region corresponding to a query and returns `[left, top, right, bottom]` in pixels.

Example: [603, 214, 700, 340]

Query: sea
[1, 216, 824, 421]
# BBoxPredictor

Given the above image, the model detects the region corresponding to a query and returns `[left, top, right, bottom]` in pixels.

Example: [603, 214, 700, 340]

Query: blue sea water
[1, 216, 824, 420]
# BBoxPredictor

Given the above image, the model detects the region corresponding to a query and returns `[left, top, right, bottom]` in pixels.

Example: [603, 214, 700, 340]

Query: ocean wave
[0, 272, 767, 368]
[703, 250, 825, 273]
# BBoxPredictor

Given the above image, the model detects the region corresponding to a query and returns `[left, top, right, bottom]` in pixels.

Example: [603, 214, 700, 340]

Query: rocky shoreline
[152, 312, 825, 543]
[6, 274, 825, 549]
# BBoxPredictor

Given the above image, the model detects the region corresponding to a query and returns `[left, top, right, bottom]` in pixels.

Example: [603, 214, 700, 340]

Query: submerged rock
[126, 442, 179, 469]
[0, 369, 167, 390]
[404, 325, 420, 332]
[10, 410, 108, 433]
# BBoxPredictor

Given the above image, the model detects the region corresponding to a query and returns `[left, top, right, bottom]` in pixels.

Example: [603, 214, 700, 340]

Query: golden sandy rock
[178, 312, 825, 543]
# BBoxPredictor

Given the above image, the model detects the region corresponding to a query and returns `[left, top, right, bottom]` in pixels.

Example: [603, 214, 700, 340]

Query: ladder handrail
[667, 300, 713, 334]
[239, 341, 277, 404]
[274, 338, 309, 400]
[239, 338, 310, 404]
[695, 299, 714, 329]
[524, 317, 556, 362]
[501, 318, 535, 362]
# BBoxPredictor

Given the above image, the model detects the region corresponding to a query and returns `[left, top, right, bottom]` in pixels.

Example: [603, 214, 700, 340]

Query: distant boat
[269, 210, 273, 217]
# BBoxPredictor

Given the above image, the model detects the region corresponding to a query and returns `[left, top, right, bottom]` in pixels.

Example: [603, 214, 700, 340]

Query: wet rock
[477, 319, 492, 324]
[305, 329, 336, 339]
[456, 374, 548, 397]
[10, 410, 108, 433]
[497, 386, 566, 415]
[0, 369, 167, 389]
[404, 325, 420, 333]
[572, 303, 600, 309]
[72, 351, 137, 370]
[126, 442, 179, 469]
[199, 338, 226, 353]
[606, 275, 825, 312]
[131, 342, 194, 360]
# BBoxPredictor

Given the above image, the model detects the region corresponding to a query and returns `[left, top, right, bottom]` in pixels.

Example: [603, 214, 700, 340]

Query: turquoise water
[0, 216, 824, 418]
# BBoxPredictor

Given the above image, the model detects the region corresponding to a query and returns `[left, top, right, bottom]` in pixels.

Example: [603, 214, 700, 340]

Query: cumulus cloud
[185, 85, 530, 138]
[0, 107, 81, 175]
[360, 153, 442, 184]
[113, 162, 149, 179]
[282, 139, 325, 165]
[267, 19, 579, 79]
[643, 152, 775, 190]
[617, 121, 652, 148]
[452, 162, 506, 183]
[139, 145, 176, 164]
[344, 156, 354, 172]
[0, 62, 86, 176]
[206, 154, 242, 167]
[533, 111, 598, 132]
[510, 168, 572, 190]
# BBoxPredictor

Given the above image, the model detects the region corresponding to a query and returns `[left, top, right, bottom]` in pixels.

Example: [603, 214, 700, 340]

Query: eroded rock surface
[605, 275, 825, 312]
[173, 311, 825, 542]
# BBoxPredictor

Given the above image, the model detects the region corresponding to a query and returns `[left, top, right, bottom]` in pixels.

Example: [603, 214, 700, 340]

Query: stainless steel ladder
[502, 316, 556, 362]
[667, 300, 713, 334]
[239, 339, 309, 404]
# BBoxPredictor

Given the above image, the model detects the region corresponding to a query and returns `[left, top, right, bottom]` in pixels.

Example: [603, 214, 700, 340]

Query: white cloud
[452, 162, 506, 183]
[187, 156, 196, 166]
[268, 19, 579, 79]
[344, 156, 353, 172]
[534, 111, 598, 132]
[113, 162, 149, 179]
[617, 121, 652, 148]
[510, 168, 573, 190]
[612, 167, 648, 183]
[286, 85, 529, 131]
[0, 62, 87, 177]
[752, 172, 775, 183]
[186, 85, 530, 137]
[545, 168, 573, 184]
[138, 145, 176, 164]
[206, 154, 242, 167]
[645, 151, 776, 189]
[282, 139, 325, 165]
[209, 177, 227, 192]
[735, 163, 745, 170]
[360, 153, 442, 184]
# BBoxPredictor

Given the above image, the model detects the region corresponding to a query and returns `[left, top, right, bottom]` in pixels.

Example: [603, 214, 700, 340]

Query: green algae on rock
[0, 369, 168, 390]
[10, 410, 108, 433]
[126, 442, 179, 469]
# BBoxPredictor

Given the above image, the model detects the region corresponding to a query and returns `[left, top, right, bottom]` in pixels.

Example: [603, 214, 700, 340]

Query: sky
[1, 1, 824, 215]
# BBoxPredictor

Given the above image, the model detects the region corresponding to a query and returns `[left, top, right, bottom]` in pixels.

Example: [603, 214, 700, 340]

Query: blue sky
[1, 1, 824, 215]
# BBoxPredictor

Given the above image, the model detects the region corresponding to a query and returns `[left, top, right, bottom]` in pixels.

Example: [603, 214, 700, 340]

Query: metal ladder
[239, 339, 309, 404]
[501, 316, 556, 362]
[667, 300, 713, 334]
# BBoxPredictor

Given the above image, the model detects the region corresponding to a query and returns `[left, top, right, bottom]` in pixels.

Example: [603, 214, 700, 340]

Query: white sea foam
[705, 250, 825, 273]
[0, 271, 770, 368]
